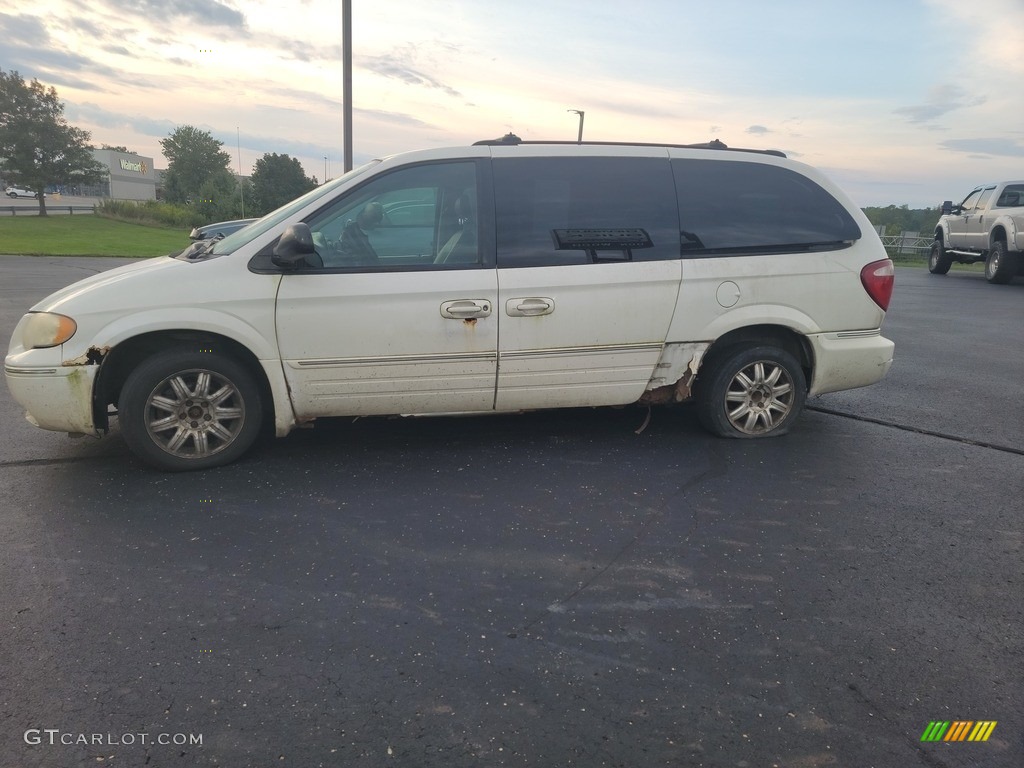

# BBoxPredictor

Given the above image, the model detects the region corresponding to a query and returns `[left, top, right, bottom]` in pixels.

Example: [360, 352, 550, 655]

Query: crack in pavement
[807, 405, 1024, 457]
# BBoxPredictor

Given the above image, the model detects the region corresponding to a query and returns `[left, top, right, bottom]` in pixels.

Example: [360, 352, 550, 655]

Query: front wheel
[928, 239, 952, 274]
[985, 241, 1017, 284]
[696, 345, 807, 438]
[118, 349, 263, 471]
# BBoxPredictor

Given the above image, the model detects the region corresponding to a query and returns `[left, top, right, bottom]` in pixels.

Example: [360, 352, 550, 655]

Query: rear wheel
[928, 239, 952, 274]
[696, 345, 807, 438]
[118, 349, 262, 471]
[985, 241, 1017, 284]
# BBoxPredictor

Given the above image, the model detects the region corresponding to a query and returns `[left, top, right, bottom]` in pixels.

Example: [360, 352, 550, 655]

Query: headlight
[22, 312, 78, 349]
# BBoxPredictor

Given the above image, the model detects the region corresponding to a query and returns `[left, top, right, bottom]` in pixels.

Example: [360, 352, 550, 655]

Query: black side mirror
[272, 223, 316, 269]
[941, 200, 953, 215]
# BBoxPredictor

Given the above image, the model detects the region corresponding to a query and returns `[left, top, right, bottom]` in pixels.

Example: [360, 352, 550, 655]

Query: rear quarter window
[672, 159, 861, 256]
[994, 184, 1024, 207]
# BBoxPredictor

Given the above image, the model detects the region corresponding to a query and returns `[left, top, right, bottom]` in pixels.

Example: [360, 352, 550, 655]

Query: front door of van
[274, 159, 499, 418]
[488, 153, 682, 410]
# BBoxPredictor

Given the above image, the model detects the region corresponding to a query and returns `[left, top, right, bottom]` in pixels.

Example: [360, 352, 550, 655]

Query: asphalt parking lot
[1, 257, 1021, 767]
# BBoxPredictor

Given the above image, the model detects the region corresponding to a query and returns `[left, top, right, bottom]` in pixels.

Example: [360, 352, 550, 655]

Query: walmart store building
[88, 149, 157, 201]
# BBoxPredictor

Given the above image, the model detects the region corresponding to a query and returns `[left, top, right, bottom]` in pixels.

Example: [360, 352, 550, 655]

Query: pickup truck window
[995, 184, 1024, 207]
[960, 189, 984, 212]
[672, 159, 860, 256]
[975, 188, 995, 211]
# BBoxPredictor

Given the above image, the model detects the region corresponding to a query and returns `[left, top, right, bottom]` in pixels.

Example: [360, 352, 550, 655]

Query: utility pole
[568, 109, 585, 143]
[342, 0, 353, 172]
[236, 126, 244, 217]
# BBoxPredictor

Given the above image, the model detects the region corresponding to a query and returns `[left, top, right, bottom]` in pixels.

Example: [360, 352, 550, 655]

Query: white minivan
[5, 138, 895, 471]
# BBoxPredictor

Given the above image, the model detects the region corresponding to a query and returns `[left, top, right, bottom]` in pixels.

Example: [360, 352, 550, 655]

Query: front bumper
[4, 360, 100, 435]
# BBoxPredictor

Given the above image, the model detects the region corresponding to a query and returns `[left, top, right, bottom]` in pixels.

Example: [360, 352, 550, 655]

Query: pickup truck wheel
[984, 241, 1017, 284]
[696, 345, 807, 439]
[928, 240, 952, 274]
[118, 350, 262, 471]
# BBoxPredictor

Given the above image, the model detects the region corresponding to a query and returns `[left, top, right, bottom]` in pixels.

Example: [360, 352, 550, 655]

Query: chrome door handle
[440, 300, 492, 319]
[505, 297, 554, 317]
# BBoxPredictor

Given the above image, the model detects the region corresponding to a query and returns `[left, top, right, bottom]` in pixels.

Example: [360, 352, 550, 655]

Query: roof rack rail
[472, 135, 786, 158]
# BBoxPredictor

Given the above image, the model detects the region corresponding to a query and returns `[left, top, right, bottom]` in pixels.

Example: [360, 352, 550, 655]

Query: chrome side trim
[500, 343, 663, 360]
[834, 329, 881, 339]
[295, 352, 498, 367]
[4, 365, 60, 375]
[292, 343, 663, 368]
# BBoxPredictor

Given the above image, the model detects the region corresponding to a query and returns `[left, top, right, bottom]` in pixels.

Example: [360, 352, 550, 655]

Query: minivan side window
[672, 159, 861, 256]
[304, 161, 481, 270]
[493, 157, 679, 267]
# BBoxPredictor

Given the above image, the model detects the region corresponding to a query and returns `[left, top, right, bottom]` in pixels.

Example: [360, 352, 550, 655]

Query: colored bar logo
[921, 721, 997, 742]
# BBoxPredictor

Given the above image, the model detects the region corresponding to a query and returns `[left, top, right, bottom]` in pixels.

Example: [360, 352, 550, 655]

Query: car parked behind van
[189, 217, 258, 242]
[4, 138, 895, 471]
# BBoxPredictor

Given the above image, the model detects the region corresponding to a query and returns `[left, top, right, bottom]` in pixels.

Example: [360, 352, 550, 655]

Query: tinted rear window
[672, 159, 861, 256]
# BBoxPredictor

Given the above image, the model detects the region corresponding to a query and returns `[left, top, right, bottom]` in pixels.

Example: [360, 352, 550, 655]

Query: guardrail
[1, 205, 95, 216]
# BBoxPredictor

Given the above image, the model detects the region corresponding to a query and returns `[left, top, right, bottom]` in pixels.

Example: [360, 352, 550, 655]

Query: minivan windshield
[208, 160, 380, 257]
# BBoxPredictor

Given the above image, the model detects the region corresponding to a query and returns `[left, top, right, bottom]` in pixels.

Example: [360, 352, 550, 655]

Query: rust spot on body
[463, 318, 477, 327]
[61, 345, 110, 366]
[637, 362, 699, 406]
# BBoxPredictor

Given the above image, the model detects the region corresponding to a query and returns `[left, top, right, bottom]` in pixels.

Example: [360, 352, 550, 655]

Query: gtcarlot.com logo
[25, 729, 203, 747]
[920, 721, 997, 743]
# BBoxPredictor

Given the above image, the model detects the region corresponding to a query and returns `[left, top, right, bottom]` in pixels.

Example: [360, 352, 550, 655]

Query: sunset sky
[2, 0, 1022, 207]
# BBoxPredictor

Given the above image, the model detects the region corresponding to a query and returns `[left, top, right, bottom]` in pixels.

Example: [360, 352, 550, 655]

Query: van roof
[472, 134, 786, 158]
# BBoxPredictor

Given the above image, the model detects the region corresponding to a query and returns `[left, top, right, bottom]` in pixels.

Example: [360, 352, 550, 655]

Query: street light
[342, 0, 353, 172]
[567, 109, 585, 143]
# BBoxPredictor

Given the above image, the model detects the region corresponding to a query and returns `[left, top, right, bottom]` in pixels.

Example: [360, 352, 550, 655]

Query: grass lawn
[0, 215, 188, 257]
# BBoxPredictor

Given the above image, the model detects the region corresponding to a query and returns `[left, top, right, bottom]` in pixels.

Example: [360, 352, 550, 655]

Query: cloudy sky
[2, 0, 1022, 207]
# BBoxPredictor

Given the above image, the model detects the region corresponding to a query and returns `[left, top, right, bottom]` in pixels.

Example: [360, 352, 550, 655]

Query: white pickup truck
[930, 181, 1024, 283]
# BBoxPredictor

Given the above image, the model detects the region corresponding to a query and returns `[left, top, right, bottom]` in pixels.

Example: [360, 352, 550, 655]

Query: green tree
[194, 170, 248, 222]
[0, 69, 106, 215]
[862, 205, 941, 236]
[248, 152, 317, 216]
[101, 143, 136, 154]
[159, 125, 233, 206]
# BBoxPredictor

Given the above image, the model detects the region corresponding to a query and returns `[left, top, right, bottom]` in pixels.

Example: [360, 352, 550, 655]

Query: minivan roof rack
[472, 134, 786, 158]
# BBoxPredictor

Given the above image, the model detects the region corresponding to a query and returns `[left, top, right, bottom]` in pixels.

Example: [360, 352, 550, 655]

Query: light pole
[342, 0, 353, 172]
[567, 109, 585, 143]
[324, 156, 328, 184]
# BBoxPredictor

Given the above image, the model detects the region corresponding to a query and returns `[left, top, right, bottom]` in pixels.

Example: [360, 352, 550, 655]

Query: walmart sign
[119, 158, 148, 174]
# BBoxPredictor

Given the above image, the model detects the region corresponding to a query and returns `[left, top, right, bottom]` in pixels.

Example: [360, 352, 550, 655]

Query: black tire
[984, 241, 1017, 284]
[118, 349, 262, 471]
[928, 239, 952, 274]
[696, 345, 807, 438]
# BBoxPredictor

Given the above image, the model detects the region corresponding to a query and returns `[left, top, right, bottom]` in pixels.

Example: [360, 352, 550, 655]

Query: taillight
[860, 259, 894, 311]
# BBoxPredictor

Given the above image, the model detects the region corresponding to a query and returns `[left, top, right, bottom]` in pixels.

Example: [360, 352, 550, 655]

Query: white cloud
[894, 84, 987, 127]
